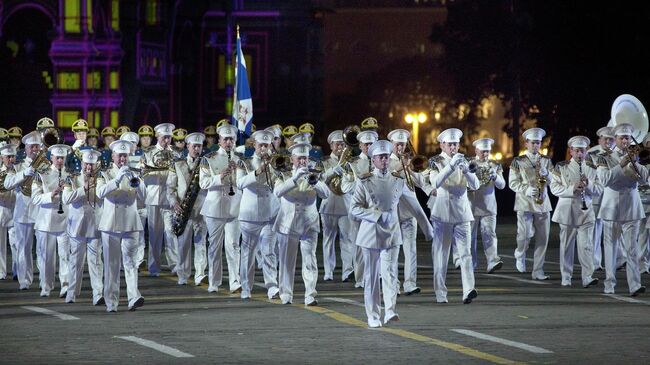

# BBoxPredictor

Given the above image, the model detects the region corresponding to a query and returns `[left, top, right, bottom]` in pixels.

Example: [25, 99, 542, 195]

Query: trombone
[399, 139, 428, 191]
[326, 125, 359, 195]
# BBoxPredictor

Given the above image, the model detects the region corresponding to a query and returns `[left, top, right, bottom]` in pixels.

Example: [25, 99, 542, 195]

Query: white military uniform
[97, 139, 146, 312]
[320, 130, 354, 281]
[121, 132, 147, 269]
[466, 139, 505, 273]
[351, 140, 433, 328]
[0, 145, 17, 280]
[236, 131, 281, 299]
[3, 131, 41, 289]
[387, 128, 425, 294]
[429, 132, 480, 303]
[62, 150, 104, 304]
[508, 128, 554, 279]
[639, 176, 650, 275]
[142, 124, 177, 276]
[167, 133, 208, 286]
[588, 145, 606, 269]
[596, 135, 646, 295]
[32, 145, 71, 298]
[550, 137, 602, 287]
[272, 143, 329, 305]
[199, 125, 242, 293]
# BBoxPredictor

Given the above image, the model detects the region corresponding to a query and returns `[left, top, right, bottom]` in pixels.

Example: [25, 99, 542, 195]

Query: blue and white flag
[232, 30, 253, 137]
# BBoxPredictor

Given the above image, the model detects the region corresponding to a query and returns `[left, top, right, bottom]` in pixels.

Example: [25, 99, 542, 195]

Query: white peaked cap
[265, 126, 282, 138]
[48, 144, 71, 157]
[291, 132, 312, 144]
[368, 140, 393, 157]
[217, 124, 238, 138]
[567, 136, 590, 148]
[387, 129, 410, 143]
[437, 128, 463, 143]
[327, 130, 344, 144]
[109, 140, 134, 153]
[0, 143, 17, 156]
[473, 138, 494, 151]
[82, 150, 102, 164]
[252, 130, 273, 144]
[288, 143, 311, 157]
[22, 131, 42, 145]
[596, 126, 614, 138]
[154, 123, 175, 136]
[121, 131, 140, 145]
[185, 132, 206, 145]
[357, 130, 379, 144]
[613, 123, 634, 136]
[522, 127, 546, 141]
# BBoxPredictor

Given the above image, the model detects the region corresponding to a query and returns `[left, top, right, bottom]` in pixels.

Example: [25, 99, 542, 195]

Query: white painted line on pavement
[323, 297, 366, 307]
[450, 329, 554, 354]
[500, 254, 561, 266]
[116, 336, 195, 358]
[21, 306, 80, 320]
[602, 293, 650, 305]
[480, 273, 551, 285]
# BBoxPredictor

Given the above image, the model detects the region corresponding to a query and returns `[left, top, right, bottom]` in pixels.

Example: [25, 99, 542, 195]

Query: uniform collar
[330, 153, 340, 161]
[442, 151, 453, 160]
[373, 167, 389, 178]
[525, 151, 540, 161]
[359, 153, 369, 160]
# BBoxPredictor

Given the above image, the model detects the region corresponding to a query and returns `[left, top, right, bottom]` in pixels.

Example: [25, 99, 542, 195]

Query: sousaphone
[608, 94, 649, 143]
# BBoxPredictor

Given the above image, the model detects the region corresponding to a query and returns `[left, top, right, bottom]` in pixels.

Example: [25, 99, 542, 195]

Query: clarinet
[578, 158, 588, 211]
[57, 167, 64, 214]
[227, 150, 235, 196]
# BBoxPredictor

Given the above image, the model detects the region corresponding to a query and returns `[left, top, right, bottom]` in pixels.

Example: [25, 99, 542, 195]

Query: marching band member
[273, 143, 328, 305]
[121, 132, 148, 268]
[360, 117, 379, 132]
[7, 127, 24, 163]
[203, 125, 218, 155]
[66, 119, 91, 173]
[467, 138, 505, 273]
[320, 130, 354, 282]
[115, 126, 131, 138]
[172, 128, 189, 158]
[429, 128, 479, 304]
[167, 132, 208, 286]
[596, 123, 646, 296]
[282, 125, 298, 149]
[265, 125, 283, 153]
[550, 136, 601, 287]
[199, 123, 242, 293]
[508, 127, 553, 280]
[96, 139, 146, 312]
[4, 130, 41, 289]
[0, 143, 17, 280]
[32, 144, 72, 297]
[351, 140, 433, 327]
[62, 150, 104, 304]
[100, 127, 116, 169]
[137, 125, 154, 154]
[141, 123, 177, 276]
[346, 130, 380, 288]
[86, 128, 99, 148]
[236, 130, 281, 299]
[387, 128, 423, 295]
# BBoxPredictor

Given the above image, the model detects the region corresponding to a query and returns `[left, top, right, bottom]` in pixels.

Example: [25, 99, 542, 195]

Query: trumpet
[307, 159, 323, 186]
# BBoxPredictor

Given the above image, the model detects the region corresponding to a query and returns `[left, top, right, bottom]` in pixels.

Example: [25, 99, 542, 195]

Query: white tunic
[550, 159, 602, 226]
[167, 156, 206, 219]
[96, 164, 146, 233]
[141, 144, 173, 206]
[3, 158, 38, 224]
[467, 158, 505, 217]
[236, 154, 279, 222]
[0, 165, 16, 227]
[508, 152, 553, 213]
[320, 153, 350, 216]
[31, 165, 69, 232]
[272, 169, 329, 236]
[429, 152, 480, 223]
[62, 173, 99, 238]
[199, 147, 242, 219]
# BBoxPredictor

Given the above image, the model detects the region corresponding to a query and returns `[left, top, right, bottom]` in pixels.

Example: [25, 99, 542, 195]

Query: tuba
[20, 128, 62, 196]
[327, 125, 359, 195]
[608, 94, 650, 178]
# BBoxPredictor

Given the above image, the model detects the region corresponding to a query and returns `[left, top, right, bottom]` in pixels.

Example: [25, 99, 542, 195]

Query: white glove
[117, 165, 130, 182]
[525, 186, 538, 197]
[23, 166, 35, 177]
[72, 139, 84, 149]
[450, 153, 464, 168]
[332, 165, 344, 176]
[539, 166, 548, 177]
[489, 169, 498, 180]
[293, 167, 309, 182]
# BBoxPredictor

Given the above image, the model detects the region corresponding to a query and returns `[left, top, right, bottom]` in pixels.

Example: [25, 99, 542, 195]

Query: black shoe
[487, 261, 503, 274]
[631, 286, 646, 297]
[463, 289, 478, 304]
[12, 274, 18, 281]
[405, 287, 421, 296]
[584, 278, 599, 288]
[134, 297, 145, 308]
[95, 297, 105, 306]
[617, 262, 627, 271]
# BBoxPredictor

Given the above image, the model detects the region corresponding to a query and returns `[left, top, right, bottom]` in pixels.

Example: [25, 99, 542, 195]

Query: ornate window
[110, 71, 120, 90]
[57, 111, 80, 128]
[146, 0, 159, 26]
[111, 0, 120, 31]
[58, 72, 80, 90]
[64, 0, 81, 33]
[86, 71, 101, 90]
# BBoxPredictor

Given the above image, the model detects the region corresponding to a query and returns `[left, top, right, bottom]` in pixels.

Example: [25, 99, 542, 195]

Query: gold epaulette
[585, 160, 596, 169]
[203, 150, 218, 159]
[510, 156, 523, 170]
[357, 172, 372, 180]
[597, 155, 609, 168]
[391, 171, 405, 179]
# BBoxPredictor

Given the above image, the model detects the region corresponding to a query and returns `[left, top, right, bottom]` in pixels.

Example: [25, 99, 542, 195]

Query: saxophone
[172, 159, 202, 236]
[534, 160, 547, 205]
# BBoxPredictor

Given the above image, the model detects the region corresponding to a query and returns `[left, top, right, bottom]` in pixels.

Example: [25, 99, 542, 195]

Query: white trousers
[399, 217, 418, 292]
[639, 215, 650, 273]
[67, 237, 104, 303]
[362, 245, 399, 327]
[602, 220, 643, 294]
[136, 208, 147, 268]
[470, 215, 501, 271]
[14, 222, 35, 288]
[431, 220, 475, 301]
[9, 226, 17, 278]
[175, 216, 207, 284]
[321, 214, 353, 280]
[35, 230, 69, 295]
[0, 226, 8, 279]
[559, 223, 595, 286]
[240, 221, 278, 296]
[593, 217, 603, 269]
[101, 231, 141, 311]
[515, 211, 550, 278]
[146, 205, 177, 275]
[348, 218, 365, 288]
[205, 217, 241, 291]
[277, 230, 319, 305]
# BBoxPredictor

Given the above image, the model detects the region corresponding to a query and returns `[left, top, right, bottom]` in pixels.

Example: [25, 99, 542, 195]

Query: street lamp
[405, 112, 427, 152]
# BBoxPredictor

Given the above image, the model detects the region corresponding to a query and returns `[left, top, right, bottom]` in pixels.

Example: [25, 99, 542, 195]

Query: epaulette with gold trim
[357, 172, 372, 180]
[539, 154, 551, 160]
[597, 155, 609, 168]
[203, 150, 218, 159]
[510, 156, 524, 170]
[391, 171, 405, 179]
[142, 146, 155, 153]
[585, 159, 596, 169]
